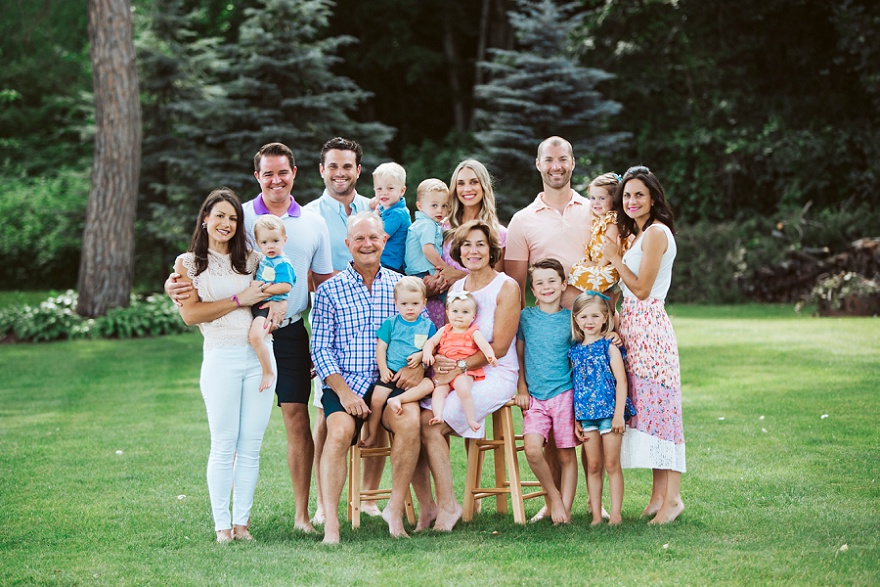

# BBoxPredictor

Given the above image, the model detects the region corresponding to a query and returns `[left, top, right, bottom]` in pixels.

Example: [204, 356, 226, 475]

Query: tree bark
[77, 0, 142, 318]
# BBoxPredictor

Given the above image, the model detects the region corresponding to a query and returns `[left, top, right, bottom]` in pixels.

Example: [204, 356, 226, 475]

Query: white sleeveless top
[177, 249, 261, 350]
[620, 224, 676, 301]
[451, 272, 519, 372]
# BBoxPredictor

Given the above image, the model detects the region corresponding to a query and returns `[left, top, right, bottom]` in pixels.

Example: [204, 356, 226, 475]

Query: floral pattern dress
[570, 338, 635, 423]
[568, 211, 627, 293]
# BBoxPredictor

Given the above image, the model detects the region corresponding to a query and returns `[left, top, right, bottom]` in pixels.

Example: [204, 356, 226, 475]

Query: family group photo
[1, 0, 878, 585]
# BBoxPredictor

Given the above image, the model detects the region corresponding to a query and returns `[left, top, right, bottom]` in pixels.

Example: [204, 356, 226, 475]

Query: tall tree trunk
[442, 9, 467, 133]
[77, 0, 141, 318]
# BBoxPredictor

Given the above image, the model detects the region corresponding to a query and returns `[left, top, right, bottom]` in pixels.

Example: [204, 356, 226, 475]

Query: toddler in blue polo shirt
[372, 162, 411, 274]
[250, 215, 295, 392]
[405, 178, 450, 278]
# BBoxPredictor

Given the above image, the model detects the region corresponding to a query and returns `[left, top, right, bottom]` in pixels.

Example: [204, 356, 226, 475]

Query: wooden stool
[347, 431, 416, 529]
[462, 400, 546, 524]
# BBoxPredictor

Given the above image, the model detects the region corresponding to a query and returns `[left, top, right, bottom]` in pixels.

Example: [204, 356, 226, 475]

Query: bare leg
[430, 385, 450, 425]
[248, 317, 275, 392]
[320, 411, 356, 544]
[411, 445, 437, 532]
[280, 403, 315, 533]
[642, 468, 666, 517]
[531, 431, 561, 522]
[602, 432, 624, 525]
[583, 431, 605, 525]
[523, 433, 568, 524]
[311, 407, 326, 525]
[581, 441, 610, 520]
[452, 375, 479, 431]
[419, 409, 461, 531]
[557, 447, 578, 519]
[379, 401, 421, 538]
[361, 426, 387, 516]
[362, 385, 392, 447]
[648, 470, 684, 524]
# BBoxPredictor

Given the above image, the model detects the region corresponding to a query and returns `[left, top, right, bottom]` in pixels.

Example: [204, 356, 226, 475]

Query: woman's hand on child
[604, 331, 623, 346]
[602, 235, 623, 265]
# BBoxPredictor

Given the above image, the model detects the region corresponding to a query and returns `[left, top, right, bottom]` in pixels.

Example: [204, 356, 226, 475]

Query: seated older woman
[412, 219, 521, 531]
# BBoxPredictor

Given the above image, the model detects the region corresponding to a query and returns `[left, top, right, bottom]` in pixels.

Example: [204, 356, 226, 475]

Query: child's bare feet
[429, 417, 443, 426]
[259, 372, 275, 392]
[360, 431, 375, 448]
[590, 514, 604, 526]
[608, 513, 623, 525]
[310, 507, 325, 526]
[648, 499, 684, 524]
[549, 500, 569, 525]
[530, 505, 548, 523]
[387, 397, 403, 415]
[468, 420, 481, 432]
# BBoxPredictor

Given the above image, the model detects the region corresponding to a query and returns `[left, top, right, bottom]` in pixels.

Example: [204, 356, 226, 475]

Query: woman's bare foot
[294, 520, 316, 534]
[387, 398, 403, 415]
[232, 525, 253, 541]
[433, 501, 463, 532]
[311, 507, 325, 526]
[322, 529, 340, 545]
[361, 502, 383, 517]
[414, 504, 438, 532]
[216, 529, 233, 543]
[648, 499, 684, 525]
[382, 508, 411, 538]
[641, 498, 663, 518]
[259, 372, 275, 392]
[530, 505, 548, 523]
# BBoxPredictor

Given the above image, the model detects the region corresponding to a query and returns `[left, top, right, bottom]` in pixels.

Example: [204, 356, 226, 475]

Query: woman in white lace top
[172, 188, 274, 543]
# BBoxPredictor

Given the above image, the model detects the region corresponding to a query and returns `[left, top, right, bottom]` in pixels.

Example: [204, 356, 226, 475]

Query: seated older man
[310, 211, 425, 544]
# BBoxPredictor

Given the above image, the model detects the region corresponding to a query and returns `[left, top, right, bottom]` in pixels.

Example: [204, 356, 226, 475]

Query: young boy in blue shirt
[373, 162, 411, 274]
[514, 258, 578, 524]
[405, 178, 449, 278]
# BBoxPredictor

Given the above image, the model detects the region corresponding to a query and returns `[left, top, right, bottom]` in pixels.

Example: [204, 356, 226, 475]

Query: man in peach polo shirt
[505, 136, 592, 310]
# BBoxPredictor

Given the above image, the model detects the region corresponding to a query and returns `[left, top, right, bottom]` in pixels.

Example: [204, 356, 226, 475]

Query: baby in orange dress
[568, 172, 628, 294]
[422, 291, 498, 431]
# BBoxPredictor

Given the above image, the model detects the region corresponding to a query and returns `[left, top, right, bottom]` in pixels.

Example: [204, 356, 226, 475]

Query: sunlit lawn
[0, 304, 877, 586]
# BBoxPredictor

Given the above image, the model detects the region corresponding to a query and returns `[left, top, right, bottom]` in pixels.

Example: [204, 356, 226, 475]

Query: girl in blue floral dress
[569, 291, 634, 525]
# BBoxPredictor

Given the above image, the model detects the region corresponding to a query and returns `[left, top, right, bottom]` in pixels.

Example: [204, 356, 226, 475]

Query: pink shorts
[522, 389, 579, 448]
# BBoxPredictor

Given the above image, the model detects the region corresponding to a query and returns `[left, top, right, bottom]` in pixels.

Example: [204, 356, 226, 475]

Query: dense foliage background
[2, 0, 878, 300]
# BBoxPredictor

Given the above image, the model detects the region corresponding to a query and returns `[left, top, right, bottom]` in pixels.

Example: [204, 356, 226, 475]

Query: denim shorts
[579, 417, 613, 435]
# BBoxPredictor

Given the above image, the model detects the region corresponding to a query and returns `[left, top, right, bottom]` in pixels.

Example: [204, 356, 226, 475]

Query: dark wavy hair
[187, 188, 251, 276]
[614, 165, 676, 240]
[449, 219, 503, 269]
[321, 137, 362, 166]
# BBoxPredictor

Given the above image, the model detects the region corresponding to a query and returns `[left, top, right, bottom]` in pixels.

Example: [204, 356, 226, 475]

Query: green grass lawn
[1, 306, 877, 586]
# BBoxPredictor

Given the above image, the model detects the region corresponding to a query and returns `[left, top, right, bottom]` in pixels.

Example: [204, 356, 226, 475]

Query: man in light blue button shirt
[304, 137, 387, 522]
[305, 137, 372, 271]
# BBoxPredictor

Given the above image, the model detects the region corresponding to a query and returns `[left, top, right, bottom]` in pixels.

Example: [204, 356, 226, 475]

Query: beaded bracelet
[230, 294, 241, 307]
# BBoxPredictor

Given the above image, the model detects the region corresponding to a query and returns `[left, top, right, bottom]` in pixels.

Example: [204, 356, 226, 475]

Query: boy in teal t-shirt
[515, 258, 578, 524]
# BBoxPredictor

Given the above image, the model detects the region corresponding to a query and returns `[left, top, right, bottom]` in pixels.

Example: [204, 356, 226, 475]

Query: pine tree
[473, 0, 626, 216]
[218, 0, 394, 195]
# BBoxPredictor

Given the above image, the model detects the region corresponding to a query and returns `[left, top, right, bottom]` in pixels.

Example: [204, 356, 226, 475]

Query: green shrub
[0, 290, 190, 343]
[0, 167, 89, 287]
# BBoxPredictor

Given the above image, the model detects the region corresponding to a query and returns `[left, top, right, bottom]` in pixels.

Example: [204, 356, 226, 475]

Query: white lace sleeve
[176, 252, 201, 289]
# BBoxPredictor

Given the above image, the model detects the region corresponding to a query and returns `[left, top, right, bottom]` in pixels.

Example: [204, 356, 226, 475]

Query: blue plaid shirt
[312, 263, 413, 398]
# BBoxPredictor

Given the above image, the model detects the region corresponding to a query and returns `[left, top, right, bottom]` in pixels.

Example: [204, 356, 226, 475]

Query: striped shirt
[311, 263, 406, 398]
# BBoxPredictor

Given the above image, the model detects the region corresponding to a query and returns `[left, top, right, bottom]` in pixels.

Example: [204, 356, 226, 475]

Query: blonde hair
[394, 275, 427, 300]
[445, 290, 477, 313]
[253, 214, 286, 238]
[571, 292, 615, 342]
[417, 178, 449, 202]
[447, 159, 500, 231]
[372, 161, 407, 186]
[589, 172, 620, 197]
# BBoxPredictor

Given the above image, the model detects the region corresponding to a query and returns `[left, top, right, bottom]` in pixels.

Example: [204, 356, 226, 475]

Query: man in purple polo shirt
[243, 143, 334, 534]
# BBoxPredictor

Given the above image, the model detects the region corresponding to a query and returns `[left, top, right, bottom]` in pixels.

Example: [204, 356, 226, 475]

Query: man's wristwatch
[457, 359, 467, 373]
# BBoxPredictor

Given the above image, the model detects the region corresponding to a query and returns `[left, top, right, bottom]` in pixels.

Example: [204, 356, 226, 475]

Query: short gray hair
[346, 210, 385, 235]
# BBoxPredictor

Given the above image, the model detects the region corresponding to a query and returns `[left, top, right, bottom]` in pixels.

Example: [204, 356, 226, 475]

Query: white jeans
[200, 344, 274, 531]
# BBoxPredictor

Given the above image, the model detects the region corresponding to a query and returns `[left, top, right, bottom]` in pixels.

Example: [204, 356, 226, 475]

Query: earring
[202, 222, 207, 228]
